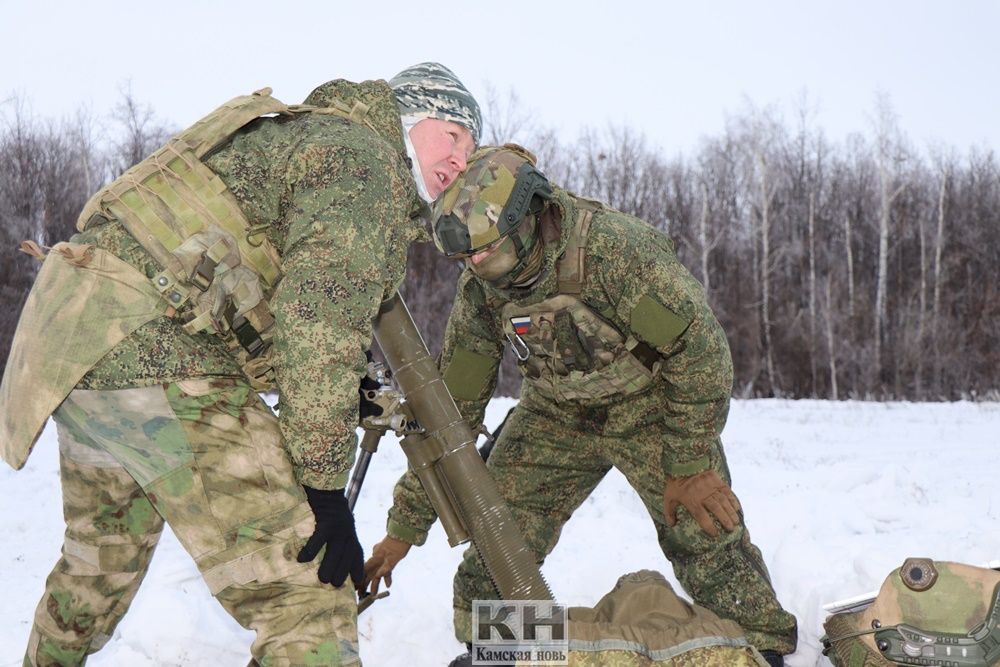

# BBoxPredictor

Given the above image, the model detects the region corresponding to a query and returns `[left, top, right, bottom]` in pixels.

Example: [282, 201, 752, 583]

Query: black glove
[296, 486, 365, 587]
[359, 350, 384, 420]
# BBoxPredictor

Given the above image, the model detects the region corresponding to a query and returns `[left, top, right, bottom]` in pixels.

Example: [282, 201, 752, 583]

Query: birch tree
[871, 95, 907, 388]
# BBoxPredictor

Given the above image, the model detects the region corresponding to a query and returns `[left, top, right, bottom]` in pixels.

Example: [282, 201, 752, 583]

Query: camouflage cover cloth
[563, 570, 768, 666]
[386, 188, 798, 654]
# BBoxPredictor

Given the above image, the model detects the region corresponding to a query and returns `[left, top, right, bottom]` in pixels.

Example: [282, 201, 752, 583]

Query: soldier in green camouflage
[362, 145, 798, 667]
[0, 62, 481, 667]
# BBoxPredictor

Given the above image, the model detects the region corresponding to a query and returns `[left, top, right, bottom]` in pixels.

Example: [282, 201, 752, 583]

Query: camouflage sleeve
[594, 219, 733, 477]
[272, 140, 411, 491]
[386, 270, 504, 544]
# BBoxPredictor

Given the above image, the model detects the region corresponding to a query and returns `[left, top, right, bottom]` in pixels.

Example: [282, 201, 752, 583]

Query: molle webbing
[74, 88, 372, 389]
[80, 139, 282, 302]
[555, 198, 599, 295]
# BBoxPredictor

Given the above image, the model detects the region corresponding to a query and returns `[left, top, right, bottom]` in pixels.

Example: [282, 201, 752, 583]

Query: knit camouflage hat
[389, 62, 482, 145]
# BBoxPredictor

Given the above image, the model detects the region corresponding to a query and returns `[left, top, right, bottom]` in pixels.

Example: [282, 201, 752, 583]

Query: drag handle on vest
[373, 293, 552, 602]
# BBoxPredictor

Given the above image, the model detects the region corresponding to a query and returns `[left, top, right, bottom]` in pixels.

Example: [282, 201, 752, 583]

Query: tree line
[2, 90, 997, 401]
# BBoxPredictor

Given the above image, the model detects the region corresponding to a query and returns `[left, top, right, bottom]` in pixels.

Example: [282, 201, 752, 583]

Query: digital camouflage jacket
[73, 79, 426, 490]
[386, 188, 734, 544]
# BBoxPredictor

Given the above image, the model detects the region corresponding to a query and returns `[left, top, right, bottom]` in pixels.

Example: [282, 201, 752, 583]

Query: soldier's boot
[447, 643, 513, 667]
[760, 650, 784, 666]
[447, 643, 472, 667]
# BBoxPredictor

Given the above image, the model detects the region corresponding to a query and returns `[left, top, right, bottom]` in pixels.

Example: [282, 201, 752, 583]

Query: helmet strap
[485, 214, 543, 289]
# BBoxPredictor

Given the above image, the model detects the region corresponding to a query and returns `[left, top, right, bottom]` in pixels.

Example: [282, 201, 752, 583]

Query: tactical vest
[499, 199, 662, 404]
[823, 559, 1000, 667]
[75, 88, 375, 390]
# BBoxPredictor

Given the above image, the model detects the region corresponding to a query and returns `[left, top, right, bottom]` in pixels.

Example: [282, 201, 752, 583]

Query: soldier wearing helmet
[363, 144, 798, 667]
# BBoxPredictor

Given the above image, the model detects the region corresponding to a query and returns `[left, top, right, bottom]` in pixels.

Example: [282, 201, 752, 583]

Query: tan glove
[663, 469, 742, 538]
[361, 535, 412, 595]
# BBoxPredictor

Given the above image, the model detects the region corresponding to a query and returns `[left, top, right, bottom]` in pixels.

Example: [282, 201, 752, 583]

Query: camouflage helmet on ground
[432, 143, 552, 259]
[823, 558, 1000, 667]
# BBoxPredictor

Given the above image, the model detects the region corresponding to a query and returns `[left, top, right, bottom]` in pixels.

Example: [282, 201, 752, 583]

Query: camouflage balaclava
[432, 144, 552, 288]
[389, 62, 482, 144]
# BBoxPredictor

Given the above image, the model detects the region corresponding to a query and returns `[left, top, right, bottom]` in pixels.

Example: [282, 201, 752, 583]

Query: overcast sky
[2, 0, 997, 156]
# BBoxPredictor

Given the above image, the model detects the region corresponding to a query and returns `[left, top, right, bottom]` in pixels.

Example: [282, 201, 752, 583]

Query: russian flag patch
[510, 316, 532, 335]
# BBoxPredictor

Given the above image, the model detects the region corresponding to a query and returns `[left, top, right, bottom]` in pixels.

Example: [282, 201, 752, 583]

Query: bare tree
[807, 192, 818, 395]
[696, 180, 721, 292]
[871, 94, 907, 387]
[822, 275, 839, 400]
[929, 151, 954, 397]
[108, 81, 173, 177]
[481, 85, 538, 147]
[732, 105, 784, 395]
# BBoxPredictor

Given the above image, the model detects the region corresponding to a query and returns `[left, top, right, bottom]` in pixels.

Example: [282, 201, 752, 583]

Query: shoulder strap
[177, 88, 290, 158]
[180, 87, 374, 157]
[287, 98, 376, 133]
[556, 197, 600, 295]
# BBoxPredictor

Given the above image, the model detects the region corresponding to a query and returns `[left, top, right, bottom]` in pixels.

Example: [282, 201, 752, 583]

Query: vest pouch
[501, 295, 659, 405]
[76, 135, 283, 390]
[552, 345, 656, 404]
[0, 243, 167, 469]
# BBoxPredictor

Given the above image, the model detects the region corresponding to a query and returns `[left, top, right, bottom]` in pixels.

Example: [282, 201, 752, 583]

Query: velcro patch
[442, 347, 498, 401]
[630, 294, 689, 349]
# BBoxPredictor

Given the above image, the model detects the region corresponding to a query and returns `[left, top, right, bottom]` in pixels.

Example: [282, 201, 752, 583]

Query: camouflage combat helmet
[823, 558, 1000, 667]
[432, 143, 552, 286]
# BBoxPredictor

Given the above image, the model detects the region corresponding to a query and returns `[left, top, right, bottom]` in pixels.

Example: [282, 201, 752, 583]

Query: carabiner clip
[506, 332, 531, 361]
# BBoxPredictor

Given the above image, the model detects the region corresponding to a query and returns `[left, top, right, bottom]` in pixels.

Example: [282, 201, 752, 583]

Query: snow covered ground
[2, 397, 997, 667]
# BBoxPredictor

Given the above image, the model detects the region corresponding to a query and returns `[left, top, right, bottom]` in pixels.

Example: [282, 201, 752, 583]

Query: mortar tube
[373, 293, 552, 601]
[398, 430, 470, 546]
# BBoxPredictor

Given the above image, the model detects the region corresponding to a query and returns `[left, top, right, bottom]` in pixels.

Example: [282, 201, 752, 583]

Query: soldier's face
[409, 119, 475, 199]
[467, 235, 520, 282]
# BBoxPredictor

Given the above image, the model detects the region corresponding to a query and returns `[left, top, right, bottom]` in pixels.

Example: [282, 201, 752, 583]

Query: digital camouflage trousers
[25, 379, 359, 667]
[452, 404, 798, 655]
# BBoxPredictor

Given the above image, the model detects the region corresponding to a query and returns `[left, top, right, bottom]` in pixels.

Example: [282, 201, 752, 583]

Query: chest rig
[75, 88, 374, 389]
[498, 200, 662, 404]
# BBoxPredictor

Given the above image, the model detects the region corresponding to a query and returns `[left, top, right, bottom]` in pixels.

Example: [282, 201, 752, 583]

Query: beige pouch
[565, 570, 767, 666]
